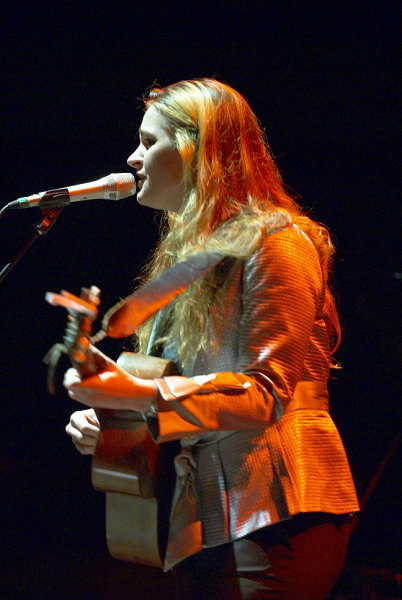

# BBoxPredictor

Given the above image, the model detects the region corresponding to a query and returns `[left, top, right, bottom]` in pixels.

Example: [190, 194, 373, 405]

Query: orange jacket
[147, 225, 359, 570]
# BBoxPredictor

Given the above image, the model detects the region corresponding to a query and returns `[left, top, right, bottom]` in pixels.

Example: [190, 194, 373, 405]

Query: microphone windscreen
[108, 173, 136, 200]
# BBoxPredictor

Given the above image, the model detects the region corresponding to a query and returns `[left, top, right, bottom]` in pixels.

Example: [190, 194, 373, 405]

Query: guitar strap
[97, 250, 225, 340]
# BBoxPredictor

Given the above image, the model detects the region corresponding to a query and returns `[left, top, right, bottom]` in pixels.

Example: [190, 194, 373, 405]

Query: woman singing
[64, 78, 359, 599]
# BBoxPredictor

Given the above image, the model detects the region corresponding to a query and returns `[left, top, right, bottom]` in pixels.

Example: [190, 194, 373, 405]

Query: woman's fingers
[66, 409, 100, 455]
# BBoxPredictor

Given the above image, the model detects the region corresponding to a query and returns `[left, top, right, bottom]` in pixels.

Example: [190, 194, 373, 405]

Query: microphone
[8, 173, 136, 210]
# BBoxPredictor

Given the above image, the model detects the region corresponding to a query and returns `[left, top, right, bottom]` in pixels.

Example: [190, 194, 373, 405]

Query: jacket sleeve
[149, 225, 324, 441]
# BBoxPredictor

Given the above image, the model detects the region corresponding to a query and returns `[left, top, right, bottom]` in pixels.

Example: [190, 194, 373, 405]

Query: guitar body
[92, 352, 178, 568]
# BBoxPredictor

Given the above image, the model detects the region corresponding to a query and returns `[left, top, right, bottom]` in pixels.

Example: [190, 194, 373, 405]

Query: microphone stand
[0, 206, 65, 283]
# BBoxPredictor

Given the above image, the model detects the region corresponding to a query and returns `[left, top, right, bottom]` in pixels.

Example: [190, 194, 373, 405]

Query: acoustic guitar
[45, 286, 178, 568]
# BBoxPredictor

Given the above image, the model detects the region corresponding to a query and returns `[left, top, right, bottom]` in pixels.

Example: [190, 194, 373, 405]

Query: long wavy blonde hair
[135, 79, 340, 366]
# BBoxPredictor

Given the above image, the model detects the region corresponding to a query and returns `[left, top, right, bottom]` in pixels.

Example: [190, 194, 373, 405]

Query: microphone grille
[107, 173, 136, 200]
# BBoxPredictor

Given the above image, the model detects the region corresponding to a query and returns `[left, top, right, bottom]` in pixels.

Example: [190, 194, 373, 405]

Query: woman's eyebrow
[138, 127, 155, 138]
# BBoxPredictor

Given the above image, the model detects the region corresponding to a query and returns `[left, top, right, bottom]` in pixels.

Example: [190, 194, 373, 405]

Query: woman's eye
[143, 138, 155, 148]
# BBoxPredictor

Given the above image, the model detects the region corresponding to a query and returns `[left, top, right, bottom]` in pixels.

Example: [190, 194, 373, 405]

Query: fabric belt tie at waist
[163, 432, 234, 571]
[164, 448, 202, 571]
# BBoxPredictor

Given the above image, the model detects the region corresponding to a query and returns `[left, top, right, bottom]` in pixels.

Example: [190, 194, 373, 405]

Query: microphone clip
[36, 205, 65, 236]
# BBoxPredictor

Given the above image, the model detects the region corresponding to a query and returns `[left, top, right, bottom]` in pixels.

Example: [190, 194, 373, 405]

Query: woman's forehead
[140, 105, 169, 134]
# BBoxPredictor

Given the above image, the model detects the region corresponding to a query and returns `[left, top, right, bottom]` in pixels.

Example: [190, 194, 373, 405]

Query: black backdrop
[0, 2, 400, 598]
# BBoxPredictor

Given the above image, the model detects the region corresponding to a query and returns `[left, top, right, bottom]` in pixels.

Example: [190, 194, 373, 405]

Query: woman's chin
[136, 191, 158, 210]
[136, 189, 148, 206]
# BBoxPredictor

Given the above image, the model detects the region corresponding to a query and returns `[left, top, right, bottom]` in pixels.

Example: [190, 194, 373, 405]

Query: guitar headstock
[45, 285, 101, 378]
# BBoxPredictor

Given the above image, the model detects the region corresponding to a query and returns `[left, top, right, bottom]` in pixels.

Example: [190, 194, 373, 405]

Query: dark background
[0, 2, 400, 598]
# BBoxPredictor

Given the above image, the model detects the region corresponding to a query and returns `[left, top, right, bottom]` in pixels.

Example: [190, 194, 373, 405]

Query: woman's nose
[127, 147, 142, 170]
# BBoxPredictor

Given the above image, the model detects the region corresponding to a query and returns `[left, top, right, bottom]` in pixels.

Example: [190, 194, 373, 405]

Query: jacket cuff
[154, 372, 252, 404]
[147, 372, 272, 442]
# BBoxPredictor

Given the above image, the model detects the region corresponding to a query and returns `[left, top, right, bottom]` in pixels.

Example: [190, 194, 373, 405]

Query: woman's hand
[65, 408, 100, 455]
[63, 345, 158, 412]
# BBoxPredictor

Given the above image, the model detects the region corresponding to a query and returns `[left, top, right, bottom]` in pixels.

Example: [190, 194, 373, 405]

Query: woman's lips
[136, 175, 145, 190]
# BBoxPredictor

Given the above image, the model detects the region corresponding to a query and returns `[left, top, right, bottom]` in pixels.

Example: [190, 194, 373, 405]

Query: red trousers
[173, 513, 352, 600]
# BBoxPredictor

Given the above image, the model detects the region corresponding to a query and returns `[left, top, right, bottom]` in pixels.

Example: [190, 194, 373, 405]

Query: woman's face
[127, 105, 185, 212]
